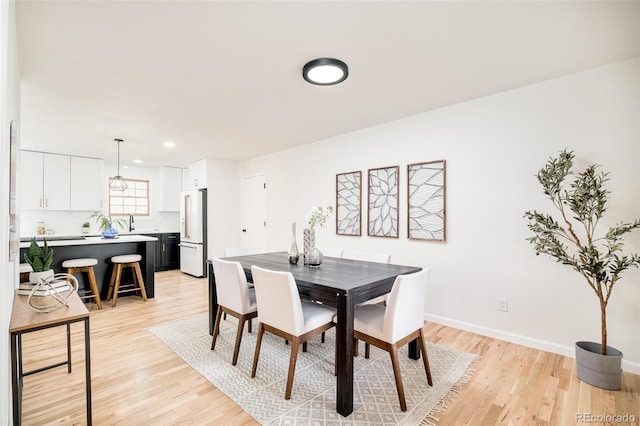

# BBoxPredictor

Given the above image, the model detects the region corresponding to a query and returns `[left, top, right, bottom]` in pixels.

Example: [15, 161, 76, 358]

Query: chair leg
[419, 329, 433, 386]
[211, 307, 223, 350]
[353, 338, 359, 357]
[321, 332, 325, 343]
[132, 262, 148, 301]
[302, 341, 307, 353]
[111, 264, 123, 307]
[106, 264, 118, 301]
[389, 345, 407, 411]
[86, 266, 102, 309]
[232, 317, 246, 366]
[248, 318, 252, 333]
[251, 324, 265, 378]
[285, 337, 301, 400]
[365, 342, 371, 359]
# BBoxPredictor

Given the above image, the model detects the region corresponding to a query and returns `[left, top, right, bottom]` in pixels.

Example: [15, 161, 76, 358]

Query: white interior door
[241, 174, 267, 249]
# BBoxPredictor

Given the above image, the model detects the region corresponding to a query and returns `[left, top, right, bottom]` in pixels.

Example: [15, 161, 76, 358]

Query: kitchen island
[19, 235, 157, 300]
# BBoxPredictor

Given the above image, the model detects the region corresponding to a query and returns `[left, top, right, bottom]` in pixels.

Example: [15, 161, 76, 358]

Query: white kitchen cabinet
[20, 151, 70, 210]
[187, 159, 207, 189]
[159, 166, 182, 211]
[70, 156, 104, 210]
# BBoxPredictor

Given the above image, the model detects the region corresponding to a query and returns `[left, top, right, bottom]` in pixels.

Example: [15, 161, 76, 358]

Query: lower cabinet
[145, 233, 180, 271]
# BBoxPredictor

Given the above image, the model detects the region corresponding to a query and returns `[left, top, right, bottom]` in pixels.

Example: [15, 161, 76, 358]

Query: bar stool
[62, 258, 102, 310]
[106, 254, 147, 307]
[19, 263, 33, 283]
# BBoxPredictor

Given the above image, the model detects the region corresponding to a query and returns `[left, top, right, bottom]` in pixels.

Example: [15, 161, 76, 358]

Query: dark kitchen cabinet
[144, 233, 180, 271]
[161, 233, 180, 270]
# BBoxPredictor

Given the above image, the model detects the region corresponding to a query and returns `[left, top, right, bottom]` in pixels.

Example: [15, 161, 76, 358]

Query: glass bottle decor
[288, 222, 300, 265]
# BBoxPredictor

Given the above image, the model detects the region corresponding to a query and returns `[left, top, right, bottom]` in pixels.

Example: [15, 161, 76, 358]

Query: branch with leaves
[524, 149, 640, 355]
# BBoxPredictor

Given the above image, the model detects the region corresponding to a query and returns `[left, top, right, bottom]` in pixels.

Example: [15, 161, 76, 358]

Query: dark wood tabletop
[208, 251, 422, 417]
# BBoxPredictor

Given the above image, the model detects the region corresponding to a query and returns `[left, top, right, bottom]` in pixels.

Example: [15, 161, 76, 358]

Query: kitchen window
[109, 178, 150, 216]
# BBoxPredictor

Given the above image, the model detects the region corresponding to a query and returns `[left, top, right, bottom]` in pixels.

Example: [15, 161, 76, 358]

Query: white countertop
[19, 234, 158, 248]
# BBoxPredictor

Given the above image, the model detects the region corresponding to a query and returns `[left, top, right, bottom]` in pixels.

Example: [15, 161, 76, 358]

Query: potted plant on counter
[524, 149, 640, 390]
[81, 222, 91, 234]
[88, 212, 127, 238]
[23, 237, 55, 284]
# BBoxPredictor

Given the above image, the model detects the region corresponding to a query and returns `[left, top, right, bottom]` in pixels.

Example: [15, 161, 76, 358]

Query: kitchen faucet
[128, 214, 135, 232]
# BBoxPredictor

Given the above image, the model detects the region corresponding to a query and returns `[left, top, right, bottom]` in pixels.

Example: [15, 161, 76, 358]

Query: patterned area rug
[148, 313, 477, 425]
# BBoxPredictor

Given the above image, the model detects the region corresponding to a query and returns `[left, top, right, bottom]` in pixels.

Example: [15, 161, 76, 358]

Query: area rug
[148, 313, 477, 425]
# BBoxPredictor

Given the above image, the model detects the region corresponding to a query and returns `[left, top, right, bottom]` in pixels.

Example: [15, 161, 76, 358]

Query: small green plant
[307, 205, 334, 229]
[23, 237, 54, 272]
[82, 222, 90, 228]
[88, 212, 126, 232]
[524, 149, 640, 355]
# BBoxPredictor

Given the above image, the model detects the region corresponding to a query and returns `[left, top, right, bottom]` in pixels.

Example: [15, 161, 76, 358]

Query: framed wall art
[367, 165, 399, 238]
[336, 171, 362, 236]
[407, 160, 446, 241]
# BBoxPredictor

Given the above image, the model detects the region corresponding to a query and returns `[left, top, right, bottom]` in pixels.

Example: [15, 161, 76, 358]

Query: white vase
[29, 269, 54, 284]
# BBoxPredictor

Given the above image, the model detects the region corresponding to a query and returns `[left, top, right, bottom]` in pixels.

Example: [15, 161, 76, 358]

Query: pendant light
[109, 138, 128, 191]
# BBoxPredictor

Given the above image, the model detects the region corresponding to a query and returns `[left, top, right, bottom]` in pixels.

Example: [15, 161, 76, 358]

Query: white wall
[1, 0, 21, 422]
[240, 59, 640, 372]
[206, 158, 241, 259]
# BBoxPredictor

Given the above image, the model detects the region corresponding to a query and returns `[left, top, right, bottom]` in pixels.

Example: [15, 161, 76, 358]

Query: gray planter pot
[575, 341, 623, 390]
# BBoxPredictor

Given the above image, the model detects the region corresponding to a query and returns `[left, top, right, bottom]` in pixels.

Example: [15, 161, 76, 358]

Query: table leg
[11, 333, 20, 426]
[335, 292, 354, 417]
[408, 338, 420, 360]
[84, 317, 92, 425]
[66, 323, 72, 373]
[208, 262, 218, 336]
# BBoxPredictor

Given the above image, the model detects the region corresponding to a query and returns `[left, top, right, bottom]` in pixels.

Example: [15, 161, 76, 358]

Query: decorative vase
[303, 228, 315, 265]
[101, 223, 119, 238]
[575, 341, 623, 390]
[288, 222, 300, 265]
[307, 247, 324, 267]
[29, 269, 54, 284]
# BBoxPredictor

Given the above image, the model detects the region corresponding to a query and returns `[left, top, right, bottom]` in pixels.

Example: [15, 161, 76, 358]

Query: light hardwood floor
[18, 270, 639, 425]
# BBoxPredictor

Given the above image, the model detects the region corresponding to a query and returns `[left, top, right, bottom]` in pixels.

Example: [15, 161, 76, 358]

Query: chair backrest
[351, 250, 391, 264]
[383, 269, 430, 343]
[211, 257, 252, 314]
[251, 265, 304, 336]
[318, 248, 343, 258]
[223, 246, 263, 257]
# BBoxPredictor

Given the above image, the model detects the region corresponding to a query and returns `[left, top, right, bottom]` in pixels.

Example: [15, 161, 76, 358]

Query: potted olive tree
[524, 150, 640, 390]
[23, 237, 55, 284]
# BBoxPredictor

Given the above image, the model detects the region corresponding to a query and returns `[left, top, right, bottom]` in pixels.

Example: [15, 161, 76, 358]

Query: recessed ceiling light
[133, 159, 142, 164]
[164, 141, 175, 148]
[303, 58, 348, 86]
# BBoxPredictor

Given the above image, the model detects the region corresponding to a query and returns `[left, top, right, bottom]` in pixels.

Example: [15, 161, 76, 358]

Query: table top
[219, 251, 422, 301]
[9, 291, 89, 334]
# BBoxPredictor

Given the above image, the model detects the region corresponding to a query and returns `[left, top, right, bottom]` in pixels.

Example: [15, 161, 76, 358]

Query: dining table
[207, 251, 422, 417]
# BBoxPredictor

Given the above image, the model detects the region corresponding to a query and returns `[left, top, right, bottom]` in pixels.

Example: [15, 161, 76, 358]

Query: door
[241, 174, 267, 249]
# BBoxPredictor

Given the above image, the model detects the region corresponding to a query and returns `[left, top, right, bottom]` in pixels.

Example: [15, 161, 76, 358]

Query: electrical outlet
[498, 297, 509, 312]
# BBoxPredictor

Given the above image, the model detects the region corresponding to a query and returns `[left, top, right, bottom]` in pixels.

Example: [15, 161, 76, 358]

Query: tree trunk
[600, 298, 608, 355]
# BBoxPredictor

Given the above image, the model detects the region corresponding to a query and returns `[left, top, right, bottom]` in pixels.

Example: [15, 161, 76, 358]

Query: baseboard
[424, 313, 640, 375]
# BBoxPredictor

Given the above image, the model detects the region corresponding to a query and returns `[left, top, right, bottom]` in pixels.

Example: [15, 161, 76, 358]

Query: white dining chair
[250, 265, 336, 400]
[210, 257, 258, 366]
[353, 268, 432, 411]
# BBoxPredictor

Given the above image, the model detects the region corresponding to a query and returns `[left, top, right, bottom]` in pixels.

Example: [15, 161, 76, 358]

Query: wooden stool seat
[107, 254, 147, 307]
[63, 258, 102, 309]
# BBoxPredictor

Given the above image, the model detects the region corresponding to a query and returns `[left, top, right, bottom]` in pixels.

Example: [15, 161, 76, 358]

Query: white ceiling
[15, 1, 640, 168]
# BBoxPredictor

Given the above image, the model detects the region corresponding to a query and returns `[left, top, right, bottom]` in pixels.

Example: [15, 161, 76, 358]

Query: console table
[9, 291, 92, 425]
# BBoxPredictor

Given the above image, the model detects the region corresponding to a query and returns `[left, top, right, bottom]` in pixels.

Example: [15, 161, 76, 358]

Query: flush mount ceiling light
[109, 138, 128, 191]
[303, 58, 348, 86]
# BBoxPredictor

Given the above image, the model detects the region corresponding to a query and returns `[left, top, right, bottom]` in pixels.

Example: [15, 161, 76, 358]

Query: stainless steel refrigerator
[180, 188, 207, 277]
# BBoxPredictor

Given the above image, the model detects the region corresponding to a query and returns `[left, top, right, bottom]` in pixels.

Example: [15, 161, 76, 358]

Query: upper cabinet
[70, 156, 104, 211]
[186, 159, 207, 190]
[159, 166, 183, 211]
[21, 151, 70, 210]
[21, 151, 103, 211]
